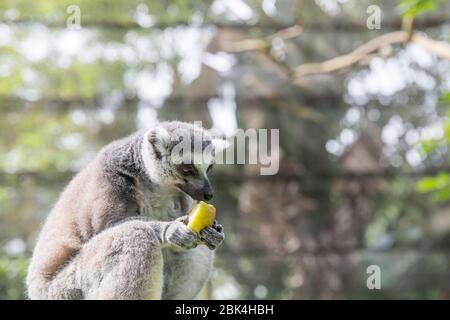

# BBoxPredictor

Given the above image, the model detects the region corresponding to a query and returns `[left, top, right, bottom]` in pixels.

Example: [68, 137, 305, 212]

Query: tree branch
[293, 31, 409, 81]
[412, 33, 450, 60]
[220, 24, 303, 53]
[292, 31, 450, 83]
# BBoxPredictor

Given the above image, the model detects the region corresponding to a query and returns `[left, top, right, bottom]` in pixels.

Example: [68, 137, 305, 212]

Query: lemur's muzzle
[199, 186, 213, 201]
[177, 178, 213, 201]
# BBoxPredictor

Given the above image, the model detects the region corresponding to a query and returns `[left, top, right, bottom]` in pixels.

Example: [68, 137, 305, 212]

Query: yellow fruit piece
[187, 201, 216, 233]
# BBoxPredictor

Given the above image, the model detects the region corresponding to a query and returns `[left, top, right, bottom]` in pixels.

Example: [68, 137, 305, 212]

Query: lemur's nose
[203, 191, 213, 201]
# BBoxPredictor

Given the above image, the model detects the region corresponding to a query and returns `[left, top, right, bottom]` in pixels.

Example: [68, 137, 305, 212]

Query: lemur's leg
[80, 220, 165, 299]
[162, 220, 225, 299]
[162, 246, 214, 299]
[44, 218, 199, 299]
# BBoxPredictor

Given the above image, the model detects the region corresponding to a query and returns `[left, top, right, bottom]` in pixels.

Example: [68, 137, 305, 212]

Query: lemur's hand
[165, 216, 199, 249]
[200, 220, 225, 250]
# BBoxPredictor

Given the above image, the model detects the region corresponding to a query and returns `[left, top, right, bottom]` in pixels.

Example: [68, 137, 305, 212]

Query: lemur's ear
[147, 126, 170, 157]
[208, 128, 231, 153]
[212, 138, 230, 153]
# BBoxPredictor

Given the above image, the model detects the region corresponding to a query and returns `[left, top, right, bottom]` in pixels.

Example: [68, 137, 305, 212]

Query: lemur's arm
[109, 214, 200, 250]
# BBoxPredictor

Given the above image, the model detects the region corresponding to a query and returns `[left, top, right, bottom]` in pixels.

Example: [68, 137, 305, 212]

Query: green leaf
[416, 172, 450, 193]
[432, 188, 450, 202]
[416, 177, 439, 192]
[419, 139, 443, 155]
[398, 0, 443, 18]
[439, 92, 450, 104]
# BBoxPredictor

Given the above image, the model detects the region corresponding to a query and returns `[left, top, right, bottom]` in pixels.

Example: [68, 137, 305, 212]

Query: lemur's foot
[166, 216, 199, 249]
[200, 220, 225, 250]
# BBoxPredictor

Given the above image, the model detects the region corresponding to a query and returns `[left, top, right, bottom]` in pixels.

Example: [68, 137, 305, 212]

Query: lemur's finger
[200, 226, 224, 250]
[204, 241, 217, 250]
[175, 215, 190, 225]
[212, 220, 224, 233]
[166, 221, 200, 249]
[200, 226, 223, 241]
[215, 224, 223, 233]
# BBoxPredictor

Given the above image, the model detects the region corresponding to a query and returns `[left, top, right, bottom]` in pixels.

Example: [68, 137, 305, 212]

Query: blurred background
[1, 0, 450, 299]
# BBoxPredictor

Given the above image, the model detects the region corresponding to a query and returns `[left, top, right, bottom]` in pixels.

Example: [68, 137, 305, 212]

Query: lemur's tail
[26, 261, 82, 300]
[25, 270, 51, 300]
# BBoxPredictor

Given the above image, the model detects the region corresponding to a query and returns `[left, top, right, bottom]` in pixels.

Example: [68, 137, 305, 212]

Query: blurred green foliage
[417, 93, 450, 202]
[0, 253, 28, 300]
[1, 0, 450, 300]
[0, 113, 84, 172]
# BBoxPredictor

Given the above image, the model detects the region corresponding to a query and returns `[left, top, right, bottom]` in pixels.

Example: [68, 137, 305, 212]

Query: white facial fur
[141, 125, 230, 186]
[211, 138, 230, 153]
[141, 130, 162, 184]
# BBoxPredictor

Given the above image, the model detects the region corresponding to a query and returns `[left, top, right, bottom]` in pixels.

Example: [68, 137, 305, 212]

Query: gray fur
[26, 121, 226, 300]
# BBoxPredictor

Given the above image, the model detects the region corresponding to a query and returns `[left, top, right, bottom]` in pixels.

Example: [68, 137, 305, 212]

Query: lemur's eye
[180, 164, 196, 176]
[207, 164, 213, 173]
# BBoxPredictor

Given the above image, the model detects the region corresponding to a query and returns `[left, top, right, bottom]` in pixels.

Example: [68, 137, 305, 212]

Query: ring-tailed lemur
[26, 121, 229, 299]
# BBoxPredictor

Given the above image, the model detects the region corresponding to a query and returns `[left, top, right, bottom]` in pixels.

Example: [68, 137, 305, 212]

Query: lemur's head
[141, 121, 229, 201]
